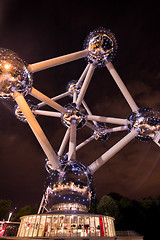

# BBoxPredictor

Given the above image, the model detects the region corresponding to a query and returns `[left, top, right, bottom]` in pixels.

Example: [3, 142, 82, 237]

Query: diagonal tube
[106, 62, 139, 112]
[30, 87, 66, 113]
[153, 132, 160, 147]
[86, 115, 129, 125]
[37, 194, 45, 214]
[76, 64, 90, 87]
[34, 110, 61, 118]
[68, 120, 77, 161]
[13, 91, 59, 169]
[105, 125, 128, 133]
[82, 100, 98, 126]
[85, 121, 97, 131]
[29, 49, 88, 73]
[88, 129, 138, 174]
[76, 135, 95, 151]
[58, 128, 70, 157]
[76, 64, 95, 107]
[38, 92, 69, 108]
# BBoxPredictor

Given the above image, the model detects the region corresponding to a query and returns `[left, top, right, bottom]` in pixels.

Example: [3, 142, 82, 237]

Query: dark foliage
[91, 193, 160, 240]
[0, 199, 11, 221]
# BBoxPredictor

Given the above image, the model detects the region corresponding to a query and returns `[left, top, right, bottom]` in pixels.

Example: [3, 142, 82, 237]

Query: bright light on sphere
[0, 48, 33, 99]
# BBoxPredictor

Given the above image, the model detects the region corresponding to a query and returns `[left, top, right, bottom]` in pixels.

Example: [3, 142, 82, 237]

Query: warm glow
[4, 63, 11, 70]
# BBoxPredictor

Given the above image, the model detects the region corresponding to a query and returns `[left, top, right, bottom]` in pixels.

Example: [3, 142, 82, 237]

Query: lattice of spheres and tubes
[44, 160, 95, 212]
[1, 26, 159, 239]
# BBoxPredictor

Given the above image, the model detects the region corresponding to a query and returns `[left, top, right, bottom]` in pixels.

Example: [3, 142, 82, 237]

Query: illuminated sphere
[128, 107, 160, 142]
[61, 103, 86, 128]
[93, 123, 110, 141]
[0, 48, 33, 99]
[67, 80, 81, 97]
[84, 28, 117, 66]
[45, 161, 94, 211]
[14, 100, 38, 123]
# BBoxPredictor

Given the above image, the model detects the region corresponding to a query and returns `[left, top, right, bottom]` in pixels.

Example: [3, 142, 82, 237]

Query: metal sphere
[61, 103, 86, 128]
[45, 161, 94, 211]
[84, 28, 117, 66]
[60, 161, 92, 187]
[14, 100, 38, 123]
[128, 107, 160, 142]
[67, 80, 81, 97]
[93, 123, 110, 141]
[0, 48, 33, 99]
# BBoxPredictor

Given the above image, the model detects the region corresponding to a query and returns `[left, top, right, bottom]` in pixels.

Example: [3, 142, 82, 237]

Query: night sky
[0, 0, 160, 209]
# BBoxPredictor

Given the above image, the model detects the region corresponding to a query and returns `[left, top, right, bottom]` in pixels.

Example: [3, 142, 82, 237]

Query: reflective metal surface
[45, 161, 94, 211]
[67, 80, 81, 96]
[84, 28, 117, 66]
[14, 100, 38, 122]
[93, 123, 110, 141]
[0, 48, 33, 99]
[61, 103, 86, 128]
[128, 107, 160, 141]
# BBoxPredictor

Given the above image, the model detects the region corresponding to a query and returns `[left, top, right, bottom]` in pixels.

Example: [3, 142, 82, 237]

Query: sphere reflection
[45, 161, 94, 212]
[67, 80, 81, 97]
[128, 107, 160, 142]
[14, 100, 38, 123]
[93, 123, 110, 141]
[84, 28, 117, 66]
[61, 103, 86, 129]
[0, 48, 33, 99]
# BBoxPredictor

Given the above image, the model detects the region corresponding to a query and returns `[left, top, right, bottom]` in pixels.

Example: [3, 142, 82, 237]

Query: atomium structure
[1, 27, 160, 238]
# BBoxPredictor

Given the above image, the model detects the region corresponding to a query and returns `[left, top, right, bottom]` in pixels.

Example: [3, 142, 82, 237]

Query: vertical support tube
[68, 120, 77, 161]
[13, 91, 59, 169]
[73, 91, 77, 103]
[58, 128, 70, 156]
[37, 194, 45, 214]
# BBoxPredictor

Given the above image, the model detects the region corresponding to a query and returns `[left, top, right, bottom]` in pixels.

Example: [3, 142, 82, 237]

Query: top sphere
[84, 28, 117, 67]
[0, 48, 33, 99]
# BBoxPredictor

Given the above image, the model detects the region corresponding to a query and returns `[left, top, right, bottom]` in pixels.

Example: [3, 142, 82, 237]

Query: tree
[89, 197, 99, 214]
[0, 199, 11, 221]
[97, 195, 120, 222]
[11, 205, 37, 222]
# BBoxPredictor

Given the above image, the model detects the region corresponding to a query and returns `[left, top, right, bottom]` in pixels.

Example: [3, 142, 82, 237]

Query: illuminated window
[77, 215, 84, 237]
[17, 214, 115, 238]
[90, 216, 95, 236]
[44, 216, 52, 237]
[71, 215, 77, 236]
[64, 216, 70, 236]
[95, 217, 100, 237]
[51, 216, 58, 236]
[38, 216, 46, 237]
[84, 216, 90, 237]
[33, 216, 40, 237]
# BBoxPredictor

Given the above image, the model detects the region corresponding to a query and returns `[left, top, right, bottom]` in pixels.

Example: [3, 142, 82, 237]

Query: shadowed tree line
[90, 193, 160, 240]
[1, 194, 160, 239]
[0, 199, 37, 222]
